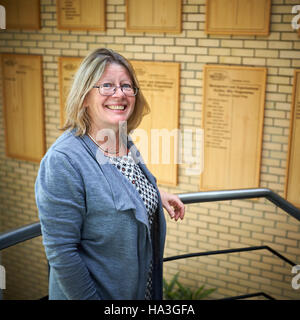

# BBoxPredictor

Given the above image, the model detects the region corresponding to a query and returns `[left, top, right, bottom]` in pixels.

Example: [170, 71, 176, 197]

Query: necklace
[87, 133, 120, 156]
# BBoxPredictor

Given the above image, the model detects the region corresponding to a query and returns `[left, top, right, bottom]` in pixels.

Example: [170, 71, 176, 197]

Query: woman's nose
[112, 86, 126, 97]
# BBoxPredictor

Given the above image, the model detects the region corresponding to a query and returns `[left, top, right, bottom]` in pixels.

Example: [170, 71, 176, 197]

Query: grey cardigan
[35, 130, 166, 300]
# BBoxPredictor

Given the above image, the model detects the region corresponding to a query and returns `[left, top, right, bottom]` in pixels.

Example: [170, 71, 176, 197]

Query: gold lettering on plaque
[285, 70, 300, 208]
[131, 61, 180, 186]
[1, 54, 45, 162]
[57, 0, 105, 30]
[59, 57, 82, 126]
[201, 65, 266, 190]
[61, 0, 81, 22]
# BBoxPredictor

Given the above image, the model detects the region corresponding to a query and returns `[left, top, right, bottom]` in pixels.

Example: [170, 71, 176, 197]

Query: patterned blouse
[108, 151, 159, 300]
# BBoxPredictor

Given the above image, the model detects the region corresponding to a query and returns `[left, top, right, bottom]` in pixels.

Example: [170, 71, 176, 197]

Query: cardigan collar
[78, 129, 156, 186]
[78, 130, 157, 234]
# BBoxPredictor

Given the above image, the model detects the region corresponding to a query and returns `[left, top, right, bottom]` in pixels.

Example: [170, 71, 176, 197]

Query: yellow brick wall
[0, 0, 300, 299]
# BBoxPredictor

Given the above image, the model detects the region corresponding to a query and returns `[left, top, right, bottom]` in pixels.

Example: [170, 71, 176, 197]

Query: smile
[106, 105, 126, 110]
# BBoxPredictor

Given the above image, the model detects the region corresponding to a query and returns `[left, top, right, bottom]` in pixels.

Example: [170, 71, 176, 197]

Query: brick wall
[0, 0, 300, 299]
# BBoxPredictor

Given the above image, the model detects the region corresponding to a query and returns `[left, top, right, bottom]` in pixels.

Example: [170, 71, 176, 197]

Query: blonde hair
[62, 48, 150, 136]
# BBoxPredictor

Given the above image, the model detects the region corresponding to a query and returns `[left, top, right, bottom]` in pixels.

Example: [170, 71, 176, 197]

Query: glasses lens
[99, 86, 114, 96]
[122, 86, 137, 96]
[99, 85, 138, 96]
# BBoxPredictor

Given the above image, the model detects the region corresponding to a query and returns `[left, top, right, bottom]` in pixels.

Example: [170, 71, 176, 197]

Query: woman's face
[85, 63, 136, 134]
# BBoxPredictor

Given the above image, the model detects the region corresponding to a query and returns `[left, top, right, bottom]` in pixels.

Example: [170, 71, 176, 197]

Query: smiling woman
[35, 48, 185, 300]
[62, 48, 149, 138]
[84, 63, 136, 155]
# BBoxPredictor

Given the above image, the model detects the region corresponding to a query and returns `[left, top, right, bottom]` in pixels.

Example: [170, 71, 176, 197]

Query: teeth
[106, 105, 125, 110]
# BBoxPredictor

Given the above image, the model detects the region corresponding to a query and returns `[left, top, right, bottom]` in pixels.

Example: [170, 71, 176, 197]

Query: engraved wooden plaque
[58, 56, 83, 127]
[126, 0, 181, 33]
[206, 0, 271, 35]
[201, 65, 266, 191]
[57, 0, 105, 31]
[0, 0, 40, 30]
[1, 54, 45, 162]
[131, 61, 180, 186]
[285, 70, 300, 208]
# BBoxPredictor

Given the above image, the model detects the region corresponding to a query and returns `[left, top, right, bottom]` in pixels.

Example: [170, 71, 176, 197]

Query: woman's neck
[88, 128, 127, 157]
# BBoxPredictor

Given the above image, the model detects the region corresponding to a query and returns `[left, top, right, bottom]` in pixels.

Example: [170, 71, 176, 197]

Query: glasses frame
[93, 84, 139, 97]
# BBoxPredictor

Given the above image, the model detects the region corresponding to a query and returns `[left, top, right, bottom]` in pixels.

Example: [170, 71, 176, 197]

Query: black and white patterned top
[108, 151, 158, 300]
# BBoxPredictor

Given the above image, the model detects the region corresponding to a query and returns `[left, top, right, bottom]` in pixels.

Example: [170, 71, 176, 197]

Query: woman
[35, 48, 185, 300]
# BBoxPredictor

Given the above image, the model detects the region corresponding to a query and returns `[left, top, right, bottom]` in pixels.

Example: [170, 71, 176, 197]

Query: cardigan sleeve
[35, 149, 101, 300]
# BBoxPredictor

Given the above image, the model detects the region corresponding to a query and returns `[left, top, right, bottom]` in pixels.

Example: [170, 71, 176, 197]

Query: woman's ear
[83, 94, 89, 108]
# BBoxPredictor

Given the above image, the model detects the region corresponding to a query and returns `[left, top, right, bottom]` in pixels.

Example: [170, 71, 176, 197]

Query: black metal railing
[163, 245, 296, 266]
[178, 188, 300, 222]
[0, 222, 41, 251]
[219, 292, 276, 300]
[0, 187, 299, 299]
[162, 245, 296, 300]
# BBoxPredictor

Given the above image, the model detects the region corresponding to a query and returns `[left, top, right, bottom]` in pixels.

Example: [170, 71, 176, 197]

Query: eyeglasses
[93, 83, 139, 97]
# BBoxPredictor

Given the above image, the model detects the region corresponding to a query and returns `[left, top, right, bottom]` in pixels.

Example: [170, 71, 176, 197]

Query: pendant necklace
[87, 133, 120, 156]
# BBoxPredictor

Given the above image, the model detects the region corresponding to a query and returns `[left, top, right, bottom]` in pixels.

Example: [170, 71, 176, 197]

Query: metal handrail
[0, 222, 41, 251]
[0, 188, 299, 251]
[179, 188, 300, 222]
[163, 245, 296, 266]
[220, 292, 275, 300]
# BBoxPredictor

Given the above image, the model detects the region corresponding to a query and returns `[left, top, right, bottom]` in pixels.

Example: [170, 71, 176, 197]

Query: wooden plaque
[0, 0, 40, 30]
[1, 54, 45, 162]
[57, 0, 105, 31]
[58, 57, 83, 127]
[201, 65, 266, 191]
[285, 70, 300, 208]
[126, 0, 181, 33]
[131, 61, 180, 186]
[206, 0, 271, 35]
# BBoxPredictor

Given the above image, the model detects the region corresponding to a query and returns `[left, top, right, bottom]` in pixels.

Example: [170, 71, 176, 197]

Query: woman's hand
[159, 188, 185, 221]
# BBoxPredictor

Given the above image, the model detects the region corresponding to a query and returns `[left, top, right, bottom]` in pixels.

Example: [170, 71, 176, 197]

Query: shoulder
[38, 130, 87, 180]
[50, 130, 83, 155]
[43, 129, 87, 164]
